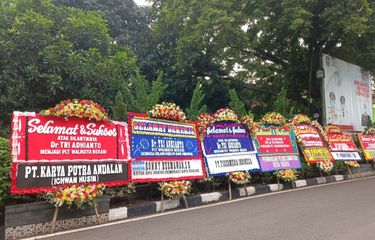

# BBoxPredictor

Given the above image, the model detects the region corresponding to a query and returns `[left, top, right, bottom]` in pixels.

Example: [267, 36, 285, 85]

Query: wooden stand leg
[346, 165, 353, 176]
[319, 168, 323, 178]
[228, 180, 232, 200]
[244, 184, 249, 197]
[93, 200, 101, 224]
[358, 167, 362, 177]
[50, 206, 59, 233]
[182, 195, 188, 208]
[161, 192, 165, 213]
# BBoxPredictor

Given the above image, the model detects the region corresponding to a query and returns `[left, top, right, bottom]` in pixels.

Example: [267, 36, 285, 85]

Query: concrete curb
[107, 171, 375, 222]
[8, 170, 375, 239]
[292, 180, 307, 188]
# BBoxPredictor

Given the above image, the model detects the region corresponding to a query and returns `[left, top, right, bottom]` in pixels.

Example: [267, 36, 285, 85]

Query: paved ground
[44, 177, 375, 240]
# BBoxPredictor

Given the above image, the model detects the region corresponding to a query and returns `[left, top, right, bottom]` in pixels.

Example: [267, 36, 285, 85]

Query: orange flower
[149, 102, 186, 121]
[40, 99, 109, 122]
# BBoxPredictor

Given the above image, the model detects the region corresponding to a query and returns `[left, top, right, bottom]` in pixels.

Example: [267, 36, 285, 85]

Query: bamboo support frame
[50, 206, 59, 233]
[228, 180, 232, 200]
[93, 200, 100, 224]
[182, 195, 189, 208]
[161, 192, 165, 212]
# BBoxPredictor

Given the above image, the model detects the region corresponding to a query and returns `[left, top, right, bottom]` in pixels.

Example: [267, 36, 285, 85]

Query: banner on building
[323, 54, 373, 131]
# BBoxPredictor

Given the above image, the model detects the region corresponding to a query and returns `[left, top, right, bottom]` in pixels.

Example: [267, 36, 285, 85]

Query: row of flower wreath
[40, 99, 365, 148]
[159, 170, 299, 200]
[41, 101, 191, 207]
[146, 105, 358, 198]
[40, 100, 361, 206]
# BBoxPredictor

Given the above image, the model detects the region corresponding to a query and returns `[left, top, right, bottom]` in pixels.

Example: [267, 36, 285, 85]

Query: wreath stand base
[50, 200, 101, 233]
[160, 193, 189, 211]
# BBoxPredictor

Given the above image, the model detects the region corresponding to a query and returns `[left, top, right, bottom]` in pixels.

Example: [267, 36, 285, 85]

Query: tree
[228, 89, 246, 117]
[272, 87, 297, 118]
[53, 0, 155, 76]
[133, 71, 149, 112]
[186, 83, 207, 120]
[0, 0, 140, 136]
[132, 71, 167, 113]
[147, 71, 168, 109]
[113, 91, 128, 121]
[151, 0, 375, 118]
[242, 0, 373, 116]
[113, 71, 167, 119]
[150, 0, 235, 111]
[0, 137, 11, 207]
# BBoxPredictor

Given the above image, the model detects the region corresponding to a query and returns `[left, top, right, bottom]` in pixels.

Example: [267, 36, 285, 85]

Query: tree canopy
[53, 0, 155, 77]
[150, 0, 375, 117]
[0, 0, 139, 135]
[1, 0, 375, 136]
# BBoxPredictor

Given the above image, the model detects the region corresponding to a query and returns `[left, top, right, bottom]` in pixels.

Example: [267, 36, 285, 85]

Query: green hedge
[0, 137, 11, 207]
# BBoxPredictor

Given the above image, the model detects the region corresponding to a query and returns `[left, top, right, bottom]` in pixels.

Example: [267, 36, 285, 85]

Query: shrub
[333, 160, 346, 174]
[299, 157, 320, 178]
[108, 183, 137, 204]
[0, 137, 11, 207]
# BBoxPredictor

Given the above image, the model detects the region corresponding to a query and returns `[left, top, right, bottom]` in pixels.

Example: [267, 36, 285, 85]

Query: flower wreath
[318, 159, 333, 173]
[261, 112, 286, 126]
[290, 115, 329, 147]
[159, 180, 192, 200]
[344, 161, 360, 168]
[365, 128, 375, 135]
[229, 172, 251, 185]
[197, 176, 214, 184]
[197, 113, 214, 134]
[41, 99, 109, 122]
[290, 114, 311, 125]
[275, 169, 299, 182]
[241, 115, 255, 132]
[292, 125, 305, 146]
[41, 100, 107, 210]
[311, 120, 329, 143]
[148, 102, 186, 122]
[325, 125, 342, 134]
[213, 108, 238, 122]
[45, 184, 105, 208]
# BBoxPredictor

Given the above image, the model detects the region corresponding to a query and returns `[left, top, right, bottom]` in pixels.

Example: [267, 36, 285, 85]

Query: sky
[134, 0, 152, 6]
